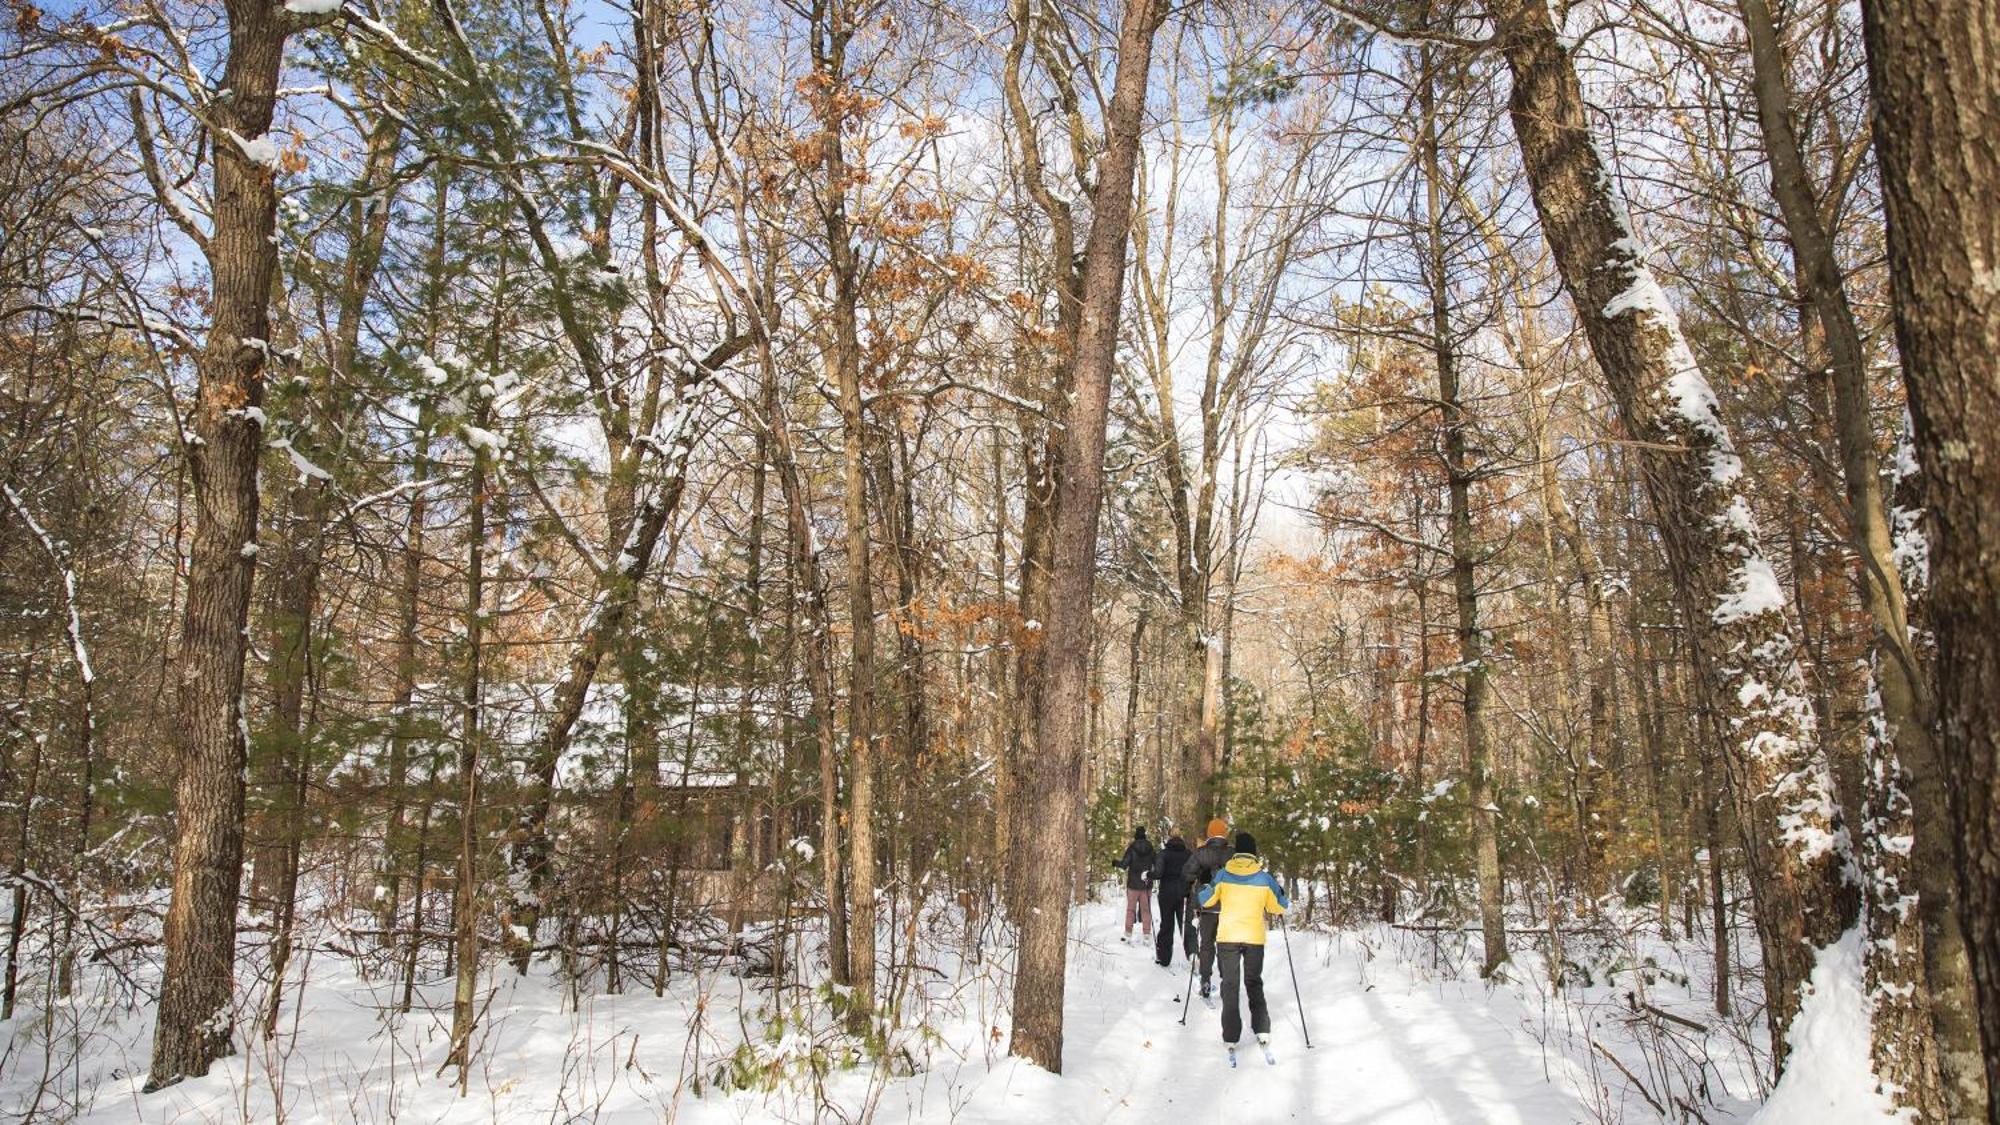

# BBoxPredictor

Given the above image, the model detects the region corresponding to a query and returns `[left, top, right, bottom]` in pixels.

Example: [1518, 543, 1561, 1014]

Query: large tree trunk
[1736, 0, 1979, 1113]
[1486, 0, 1850, 1061]
[1008, 0, 1162, 1073]
[145, 0, 293, 1090]
[1857, 0, 2000, 1113]
[998, 0, 1084, 916]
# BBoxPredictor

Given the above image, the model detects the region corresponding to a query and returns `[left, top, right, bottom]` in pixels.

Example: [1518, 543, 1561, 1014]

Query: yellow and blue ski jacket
[1197, 854, 1289, 945]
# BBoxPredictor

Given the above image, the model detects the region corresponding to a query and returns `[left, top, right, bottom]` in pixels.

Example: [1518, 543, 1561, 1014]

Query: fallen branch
[1592, 1038, 1668, 1116]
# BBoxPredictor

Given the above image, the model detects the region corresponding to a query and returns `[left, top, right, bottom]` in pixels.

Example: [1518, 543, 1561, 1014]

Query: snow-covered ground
[0, 886, 1891, 1122]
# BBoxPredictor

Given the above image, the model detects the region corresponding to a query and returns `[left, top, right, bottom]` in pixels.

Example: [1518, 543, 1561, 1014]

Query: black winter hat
[1234, 831, 1258, 855]
[1134, 826, 1148, 839]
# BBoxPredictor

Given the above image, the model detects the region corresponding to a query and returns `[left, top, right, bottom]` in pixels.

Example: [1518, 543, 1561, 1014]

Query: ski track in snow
[5, 904, 1614, 1123]
[933, 913, 1593, 1125]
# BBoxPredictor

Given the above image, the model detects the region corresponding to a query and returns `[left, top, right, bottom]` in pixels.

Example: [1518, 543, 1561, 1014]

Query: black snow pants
[1155, 891, 1196, 966]
[1216, 941, 1270, 1044]
[1195, 910, 1220, 986]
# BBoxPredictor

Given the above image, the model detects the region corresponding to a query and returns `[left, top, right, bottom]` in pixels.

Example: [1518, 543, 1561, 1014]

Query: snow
[5, 897, 1609, 1124]
[228, 131, 281, 169]
[268, 436, 333, 482]
[1602, 272, 1674, 322]
[417, 353, 451, 387]
[1749, 930, 1908, 1124]
[462, 424, 506, 455]
[1714, 557, 1786, 624]
[283, 0, 342, 11]
[1659, 366, 1746, 490]
[1599, 256, 1747, 489]
[3, 880, 1890, 1124]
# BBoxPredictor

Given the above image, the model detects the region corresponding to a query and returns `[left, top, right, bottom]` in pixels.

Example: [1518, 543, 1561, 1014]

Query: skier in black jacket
[1151, 833, 1196, 968]
[1182, 818, 1232, 997]
[1114, 827, 1157, 942]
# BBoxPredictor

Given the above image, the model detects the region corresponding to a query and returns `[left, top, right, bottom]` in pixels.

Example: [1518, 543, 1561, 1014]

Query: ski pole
[1280, 913, 1312, 1048]
[1178, 933, 1198, 1025]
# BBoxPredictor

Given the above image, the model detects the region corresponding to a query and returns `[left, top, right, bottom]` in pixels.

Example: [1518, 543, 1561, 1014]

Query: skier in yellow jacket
[1196, 832, 1289, 1049]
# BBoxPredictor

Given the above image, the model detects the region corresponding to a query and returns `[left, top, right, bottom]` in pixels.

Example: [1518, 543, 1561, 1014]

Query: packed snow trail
[894, 906, 1595, 1124]
[6, 898, 1626, 1123]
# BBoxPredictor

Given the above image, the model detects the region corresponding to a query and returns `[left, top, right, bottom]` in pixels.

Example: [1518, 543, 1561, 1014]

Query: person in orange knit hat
[1180, 817, 1233, 999]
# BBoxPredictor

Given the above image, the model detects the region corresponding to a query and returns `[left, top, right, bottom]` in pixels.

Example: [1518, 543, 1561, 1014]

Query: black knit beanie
[1234, 831, 1258, 855]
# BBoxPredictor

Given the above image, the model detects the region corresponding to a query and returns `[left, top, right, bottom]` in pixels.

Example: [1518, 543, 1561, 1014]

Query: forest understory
[3, 875, 1819, 1123]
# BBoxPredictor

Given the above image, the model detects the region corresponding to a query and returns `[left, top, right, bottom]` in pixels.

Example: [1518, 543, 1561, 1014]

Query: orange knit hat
[1206, 817, 1228, 840]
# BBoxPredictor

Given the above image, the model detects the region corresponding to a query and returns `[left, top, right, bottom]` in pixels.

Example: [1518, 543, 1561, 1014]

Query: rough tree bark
[998, 0, 1092, 913]
[1857, 0, 2000, 1113]
[146, 0, 328, 1090]
[1009, 0, 1163, 1073]
[1486, 0, 1850, 1060]
[1736, 0, 1977, 1113]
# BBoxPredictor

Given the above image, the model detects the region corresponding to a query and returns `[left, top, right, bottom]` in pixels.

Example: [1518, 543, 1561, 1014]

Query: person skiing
[1151, 832, 1195, 968]
[1113, 827, 1157, 942]
[1182, 818, 1232, 997]
[1197, 831, 1290, 1054]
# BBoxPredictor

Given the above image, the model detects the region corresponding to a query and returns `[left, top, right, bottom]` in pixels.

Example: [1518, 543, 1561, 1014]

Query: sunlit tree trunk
[1488, 0, 1851, 1059]
[1009, 0, 1163, 1073]
[1858, 0, 2000, 1111]
[147, 0, 315, 1089]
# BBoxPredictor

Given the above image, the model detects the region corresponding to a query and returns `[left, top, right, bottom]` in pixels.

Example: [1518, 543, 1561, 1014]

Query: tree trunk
[1121, 610, 1147, 813]
[1008, 0, 1162, 1073]
[814, 0, 878, 1024]
[1857, 0, 2000, 1113]
[257, 474, 319, 1041]
[1858, 671, 1946, 1121]
[502, 353, 733, 968]
[383, 173, 448, 947]
[445, 278, 502, 1084]
[998, 0, 1083, 918]
[1737, 0, 1979, 1111]
[725, 388, 770, 941]
[1487, 0, 1850, 1059]
[1418, 53, 1508, 978]
[146, 0, 293, 1090]
[759, 334, 849, 990]
[1, 686, 43, 1023]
